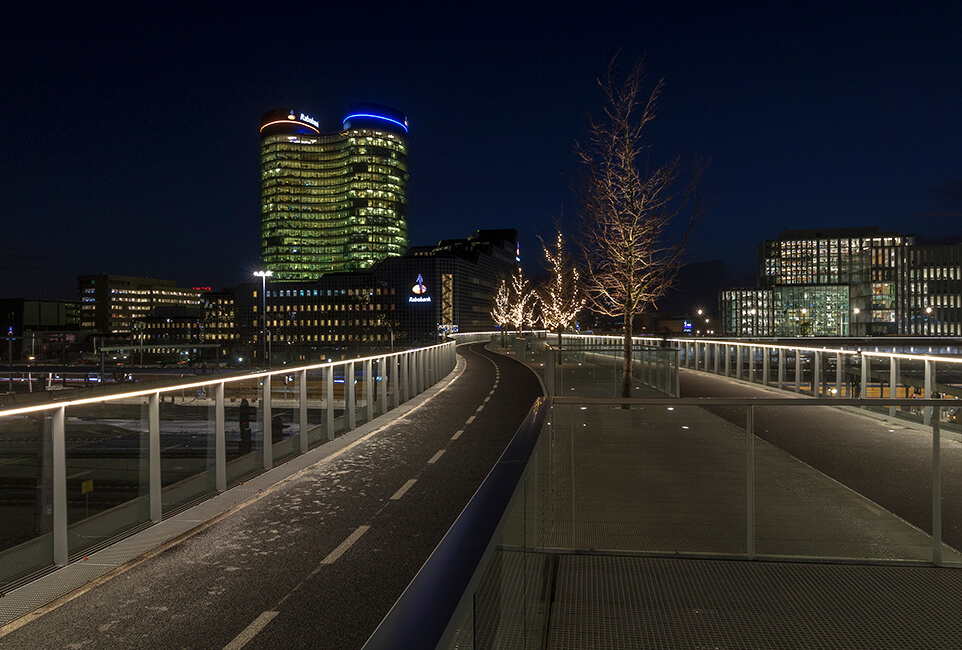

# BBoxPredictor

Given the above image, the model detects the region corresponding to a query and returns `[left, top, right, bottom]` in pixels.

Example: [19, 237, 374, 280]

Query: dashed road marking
[465, 415, 476, 425]
[451, 429, 464, 440]
[428, 449, 446, 464]
[476, 405, 484, 413]
[321, 525, 370, 565]
[223, 610, 279, 650]
[390, 479, 417, 500]
[484, 396, 491, 403]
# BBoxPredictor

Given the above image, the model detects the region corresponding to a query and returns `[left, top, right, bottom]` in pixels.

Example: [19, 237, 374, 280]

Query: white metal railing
[674, 338, 962, 428]
[453, 331, 680, 397]
[0, 342, 456, 587]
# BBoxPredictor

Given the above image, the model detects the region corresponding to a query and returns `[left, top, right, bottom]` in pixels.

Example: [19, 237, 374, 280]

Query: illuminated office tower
[260, 103, 409, 280]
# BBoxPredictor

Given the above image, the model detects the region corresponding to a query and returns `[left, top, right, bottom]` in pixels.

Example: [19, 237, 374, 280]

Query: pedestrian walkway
[463, 347, 962, 649]
[537, 400, 958, 563]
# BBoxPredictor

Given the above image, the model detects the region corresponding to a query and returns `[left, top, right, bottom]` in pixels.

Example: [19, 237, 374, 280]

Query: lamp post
[254, 271, 273, 366]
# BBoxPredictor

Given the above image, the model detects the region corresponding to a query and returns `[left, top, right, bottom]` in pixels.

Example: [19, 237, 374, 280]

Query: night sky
[3, 3, 961, 308]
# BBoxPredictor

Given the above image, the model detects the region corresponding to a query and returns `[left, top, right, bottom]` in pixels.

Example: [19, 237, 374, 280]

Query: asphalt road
[681, 368, 962, 551]
[0, 343, 542, 650]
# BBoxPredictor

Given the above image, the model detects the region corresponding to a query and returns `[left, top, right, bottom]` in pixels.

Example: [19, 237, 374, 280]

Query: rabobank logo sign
[409, 274, 431, 303]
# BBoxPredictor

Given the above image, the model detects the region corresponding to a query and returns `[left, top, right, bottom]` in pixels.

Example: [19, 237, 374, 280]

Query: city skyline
[2, 3, 960, 301]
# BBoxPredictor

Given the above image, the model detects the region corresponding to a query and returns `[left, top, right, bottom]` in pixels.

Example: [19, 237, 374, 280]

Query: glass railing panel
[751, 404, 962, 563]
[558, 347, 619, 397]
[354, 367, 368, 429]
[936, 406, 962, 566]
[470, 500, 551, 649]
[862, 356, 893, 417]
[269, 372, 300, 464]
[305, 367, 329, 448]
[750, 346, 762, 384]
[763, 348, 774, 386]
[555, 347, 676, 398]
[0, 410, 54, 586]
[64, 398, 150, 557]
[823, 352, 842, 396]
[332, 367, 350, 437]
[798, 350, 814, 395]
[895, 357, 926, 423]
[225, 378, 263, 485]
[157, 388, 215, 512]
[372, 358, 386, 419]
[933, 361, 962, 434]
[784, 349, 798, 390]
[382, 357, 396, 410]
[447, 411, 552, 650]
[556, 402, 748, 556]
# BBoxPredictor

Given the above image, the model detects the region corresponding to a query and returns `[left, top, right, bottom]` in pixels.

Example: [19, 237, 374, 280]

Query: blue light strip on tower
[343, 113, 409, 133]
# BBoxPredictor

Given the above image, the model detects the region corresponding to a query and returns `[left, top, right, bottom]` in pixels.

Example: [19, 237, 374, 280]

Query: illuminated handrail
[0, 341, 457, 590]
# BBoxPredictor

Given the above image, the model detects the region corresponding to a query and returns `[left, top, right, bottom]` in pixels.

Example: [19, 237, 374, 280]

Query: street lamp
[254, 270, 273, 366]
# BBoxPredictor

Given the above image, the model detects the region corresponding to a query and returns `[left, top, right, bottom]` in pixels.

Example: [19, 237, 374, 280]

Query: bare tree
[537, 229, 586, 347]
[577, 58, 701, 398]
[508, 268, 538, 336]
[490, 277, 512, 346]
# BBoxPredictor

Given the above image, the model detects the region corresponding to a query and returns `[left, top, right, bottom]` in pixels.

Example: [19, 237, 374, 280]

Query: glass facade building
[260, 104, 408, 280]
[720, 228, 962, 337]
[757, 228, 911, 336]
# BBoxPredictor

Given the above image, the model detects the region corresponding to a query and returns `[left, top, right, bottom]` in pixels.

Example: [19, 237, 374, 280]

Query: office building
[719, 228, 962, 337]
[260, 104, 408, 280]
[239, 230, 519, 363]
[78, 275, 203, 336]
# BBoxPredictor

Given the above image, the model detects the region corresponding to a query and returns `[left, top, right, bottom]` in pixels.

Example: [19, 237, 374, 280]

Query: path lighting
[253, 270, 273, 366]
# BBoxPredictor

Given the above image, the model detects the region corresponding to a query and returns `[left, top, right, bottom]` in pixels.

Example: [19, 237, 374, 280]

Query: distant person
[239, 398, 253, 454]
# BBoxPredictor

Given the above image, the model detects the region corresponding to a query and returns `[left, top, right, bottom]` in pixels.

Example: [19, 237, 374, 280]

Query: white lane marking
[465, 415, 476, 425]
[428, 449, 446, 464]
[484, 396, 491, 403]
[320, 525, 370, 565]
[223, 610, 279, 650]
[390, 479, 417, 500]
[476, 405, 484, 413]
[451, 429, 464, 440]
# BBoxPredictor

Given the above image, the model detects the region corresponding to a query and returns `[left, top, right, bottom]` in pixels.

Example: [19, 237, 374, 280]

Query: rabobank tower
[259, 103, 408, 279]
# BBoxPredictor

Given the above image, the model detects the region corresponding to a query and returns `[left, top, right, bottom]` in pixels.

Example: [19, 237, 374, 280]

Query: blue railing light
[344, 113, 409, 133]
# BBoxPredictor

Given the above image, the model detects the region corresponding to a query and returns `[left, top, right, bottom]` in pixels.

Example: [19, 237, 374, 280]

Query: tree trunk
[622, 312, 633, 399]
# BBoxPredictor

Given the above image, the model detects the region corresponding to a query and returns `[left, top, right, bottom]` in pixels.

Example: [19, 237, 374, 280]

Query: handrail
[0, 342, 454, 416]
[362, 396, 551, 650]
[0, 341, 459, 592]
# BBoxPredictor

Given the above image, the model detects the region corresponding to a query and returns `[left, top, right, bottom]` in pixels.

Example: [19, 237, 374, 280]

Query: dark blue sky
[3, 3, 961, 302]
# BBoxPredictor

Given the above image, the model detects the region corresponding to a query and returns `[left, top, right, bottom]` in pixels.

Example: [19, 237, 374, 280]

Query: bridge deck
[0, 343, 543, 648]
